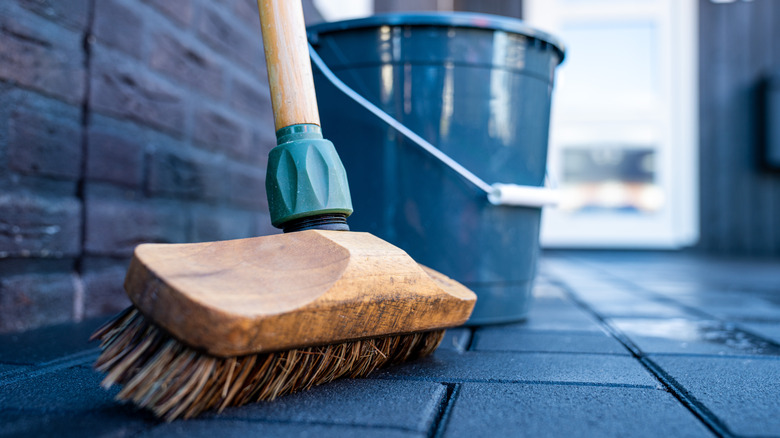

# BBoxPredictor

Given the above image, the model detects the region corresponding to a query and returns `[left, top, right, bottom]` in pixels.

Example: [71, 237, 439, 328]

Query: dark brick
[651, 355, 780, 437]
[149, 32, 223, 98]
[190, 207, 253, 243]
[0, 194, 81, 258]
[472, 329, 629, 355]
[192, 107, 247, 155]
[93, 0, 144, 59]
[0, 14, 85, 104]
[141, 0, 193, 27]
[84, 198, 188, 257]
[18, 0, 91, 30]
[226, 162, 266, 210]
[90, 47, 185, 135]
[0, 317, 103, 364]
[0, 258, 73, 277]
[443, 383, 712, 438]
[0, 272, 75, 333]
[86, 129, 144, 187]
[196, 6, 263, 71]
[250, 126, 276, 165]
[230, 78, 272, 119]
[202, 378, 446, 433]
[145, 148, 226, 201]
[82, 264, 130, 318]
[376, 349, 658, 387]
[142, 421, 421, 438]
[8, 109, 82, 179]
[232, 0, 261, 28]
[251, 213, 277, 237]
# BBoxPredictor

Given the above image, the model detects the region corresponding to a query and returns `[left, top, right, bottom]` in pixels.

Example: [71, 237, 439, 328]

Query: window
[525, 0, 698, 248]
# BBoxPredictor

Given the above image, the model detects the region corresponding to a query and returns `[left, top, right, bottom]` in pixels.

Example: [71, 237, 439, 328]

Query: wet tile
[472, 329, 628, 355]
[532, 282, 571, 299]
[375, 349, 658, 387]
[442, 383, 713, 438]
[586, 299, 696, 319]
[531, 296, 585, 313]
[641, 281, 711, 295]
[0, 317, 104, 365]
[651, 355, 780, 437]
[685, 298, 780, 322]
[568, 285, 644, 303]
[140, 420, 423, 438]
[611, 318, 780, 356]
[202, 378, 446, 433]
[521, 298, 603, 332]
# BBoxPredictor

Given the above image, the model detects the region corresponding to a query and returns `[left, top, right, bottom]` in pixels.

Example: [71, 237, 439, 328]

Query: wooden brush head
[124, 230, 476, 357]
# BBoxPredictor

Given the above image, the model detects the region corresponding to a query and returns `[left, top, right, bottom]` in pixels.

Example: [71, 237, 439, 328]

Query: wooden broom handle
[257, 0, 321, 131]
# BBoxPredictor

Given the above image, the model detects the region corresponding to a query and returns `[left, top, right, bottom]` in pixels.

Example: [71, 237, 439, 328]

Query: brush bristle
[90, 307, 444, 421]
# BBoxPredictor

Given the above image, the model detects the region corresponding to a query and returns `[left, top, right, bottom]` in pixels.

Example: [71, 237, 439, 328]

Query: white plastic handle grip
[488, 183, 561, 207]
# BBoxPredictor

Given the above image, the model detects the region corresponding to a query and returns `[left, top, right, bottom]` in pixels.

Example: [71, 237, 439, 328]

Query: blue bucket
[308, 13, 564, 325]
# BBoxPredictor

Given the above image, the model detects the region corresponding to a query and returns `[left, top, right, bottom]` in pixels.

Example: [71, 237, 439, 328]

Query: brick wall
[0, 0, 324, 333]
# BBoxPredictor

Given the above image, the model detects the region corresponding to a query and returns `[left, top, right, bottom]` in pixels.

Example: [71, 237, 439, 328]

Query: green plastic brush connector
[265, 124, 353, 229]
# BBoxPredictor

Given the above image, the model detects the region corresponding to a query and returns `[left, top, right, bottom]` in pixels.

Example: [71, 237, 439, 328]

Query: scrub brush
[90, 0, 476, 421]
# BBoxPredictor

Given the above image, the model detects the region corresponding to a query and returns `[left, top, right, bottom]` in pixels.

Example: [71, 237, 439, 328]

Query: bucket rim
[307, 12, 565, 63]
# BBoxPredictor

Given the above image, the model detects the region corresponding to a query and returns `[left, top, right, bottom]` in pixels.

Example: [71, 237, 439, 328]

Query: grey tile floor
[0, 251, 778, 437]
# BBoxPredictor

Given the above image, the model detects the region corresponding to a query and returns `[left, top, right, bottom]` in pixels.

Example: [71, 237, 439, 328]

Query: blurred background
[0, 0, 778, 332]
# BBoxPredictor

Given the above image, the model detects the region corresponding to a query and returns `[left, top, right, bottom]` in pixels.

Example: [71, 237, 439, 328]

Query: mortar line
[74, 0, 96, 284]
[551, 277, 734, 438]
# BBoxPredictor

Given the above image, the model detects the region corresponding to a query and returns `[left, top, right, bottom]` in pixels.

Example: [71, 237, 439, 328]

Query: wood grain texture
[124, 230, 476, 357]
[257, 0, 321, 131]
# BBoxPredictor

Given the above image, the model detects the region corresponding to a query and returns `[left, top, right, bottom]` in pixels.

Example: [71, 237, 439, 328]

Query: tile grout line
[644, 352, 780, 361]
[461, 349, 631, 357]
[430, 382, 460, 438]
[550, 277, 735, 438]
[555, 256, 780, 349]
[615, 281, 780, 352]
[464, 327, 476, 352]
[377, 376, 656, 390]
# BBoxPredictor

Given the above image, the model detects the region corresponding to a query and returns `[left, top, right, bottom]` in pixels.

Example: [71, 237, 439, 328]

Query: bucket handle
[308, 43, 560, 208]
